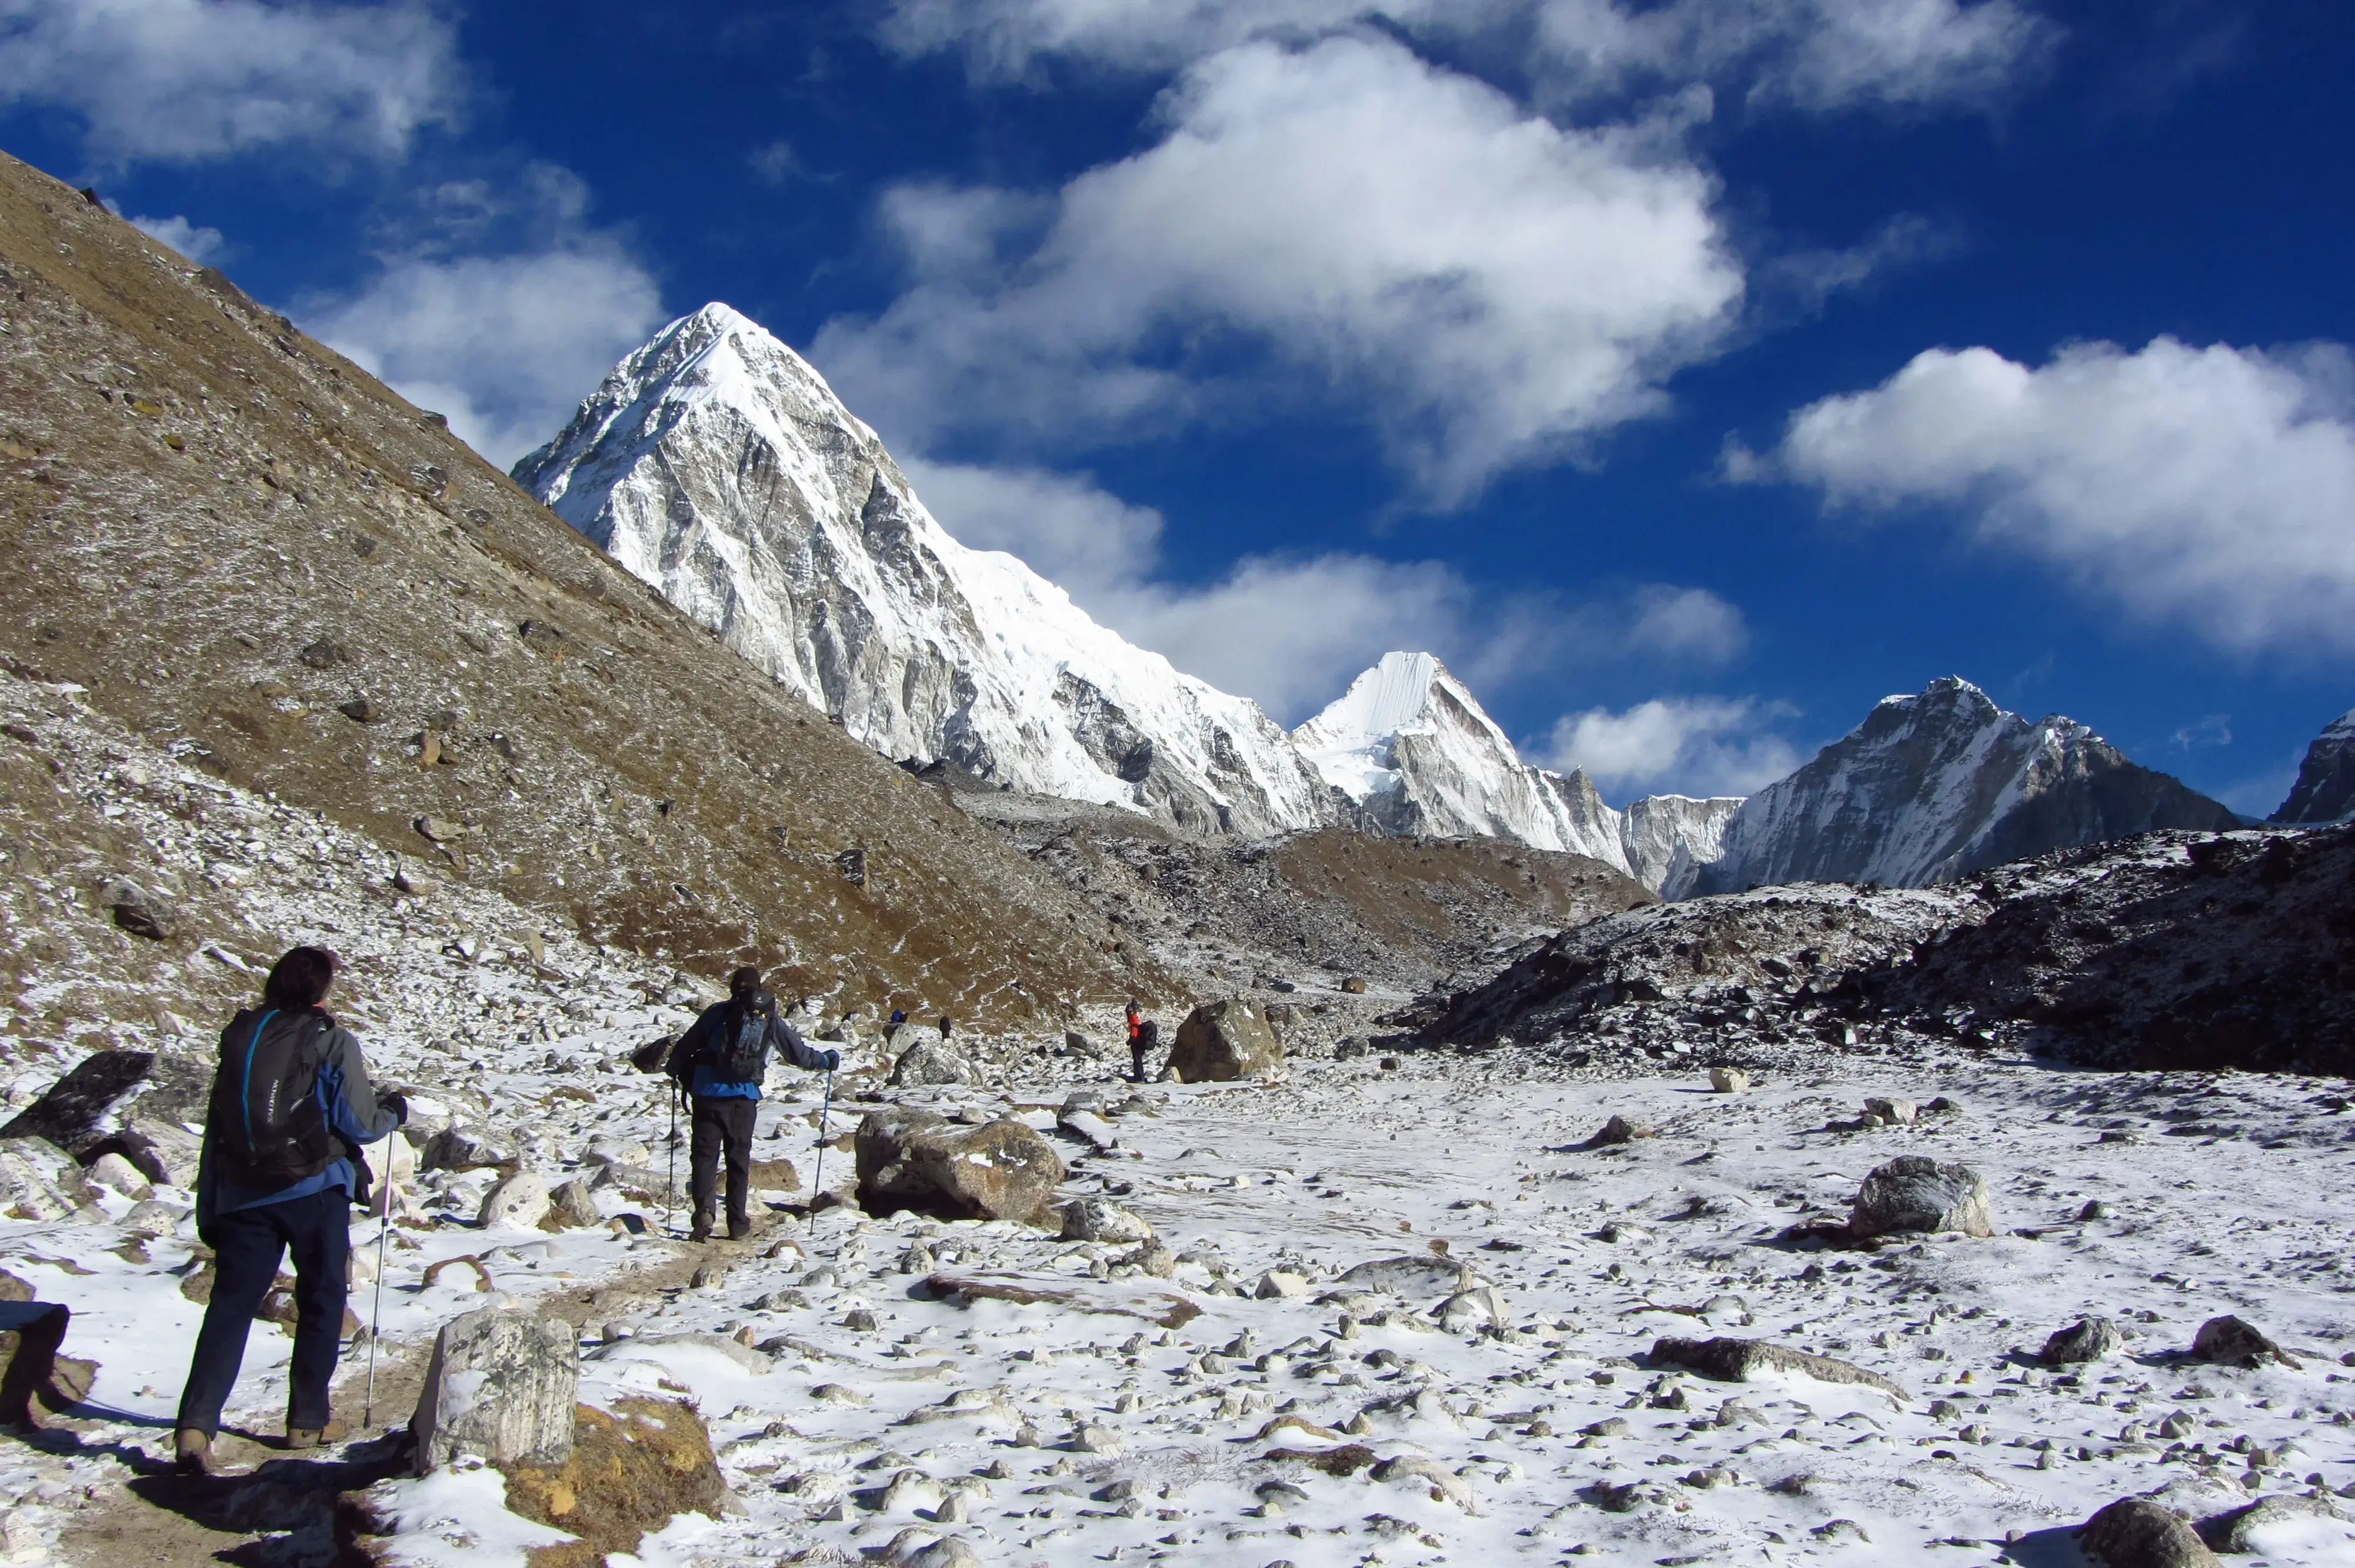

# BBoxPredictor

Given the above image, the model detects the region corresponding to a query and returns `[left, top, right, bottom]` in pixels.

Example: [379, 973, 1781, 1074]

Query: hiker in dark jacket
[669, 966, 834, 1241]
[176, 945, 404, 1474]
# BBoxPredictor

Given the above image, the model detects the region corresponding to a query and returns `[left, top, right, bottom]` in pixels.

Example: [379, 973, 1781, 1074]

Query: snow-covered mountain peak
[1670, 676, 2236, 896]
[2272, 704, 2355, 825]
[515, 305, 1337, 837]
[1293, 653, 1739, 891]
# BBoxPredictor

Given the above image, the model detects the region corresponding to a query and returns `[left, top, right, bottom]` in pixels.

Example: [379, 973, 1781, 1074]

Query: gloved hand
[379, 1089, 410, 1127]
[822, 1050, 841, 1072]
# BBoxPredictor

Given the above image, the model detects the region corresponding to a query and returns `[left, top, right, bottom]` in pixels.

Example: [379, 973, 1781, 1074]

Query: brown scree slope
[0, 150, 1175, 1025]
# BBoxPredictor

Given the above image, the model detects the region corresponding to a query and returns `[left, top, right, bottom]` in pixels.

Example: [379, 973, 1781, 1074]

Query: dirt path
[47, 1227, 790, 1568]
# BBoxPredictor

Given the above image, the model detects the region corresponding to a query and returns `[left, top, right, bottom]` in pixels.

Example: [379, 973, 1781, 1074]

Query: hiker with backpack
[175, 946, 406, 1474]
[667, 966, 835, 1241]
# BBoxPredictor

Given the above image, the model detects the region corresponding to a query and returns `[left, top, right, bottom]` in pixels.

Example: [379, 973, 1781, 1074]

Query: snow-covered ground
[14, 1038, 2355, 1566]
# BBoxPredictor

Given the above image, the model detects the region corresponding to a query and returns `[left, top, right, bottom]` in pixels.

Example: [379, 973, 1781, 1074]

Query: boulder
[423, 1125, 516, 1172]
[890, 1039, 983, 1088]
[102, 879, 179, 941]
[748, 1158, 800, 1192]
[0, 1048, 210, 1161]
[0, 1299, 97, 1425]
[1708, 1067, 1750, 1094]
[1583, 1115, 1652, 1148]
[1849, 1155, 1993, 1238]
[2041, 1317, 2122, 1364]
[1254, 1271, 1310, 1300]
[2203, 1495, 2351, 1554]
[585, 1135, 652, 1168]
[2190, 1315, 2297, 1369]
[1062, 1198, 1153, 1244]
[855, 1109, 1065, 1224]
[1166, 999, 1283, 1084]
[1057, 1108, 1120, 1154]
[114, 1117, 202, 1188]
[2081, 1497, 2218, 1568]
[548, 1177, 601, 1230]
[1862, 1096, 1919, 1125]
[0, 1138, 94, 1221]
[412, 1308, 578, 1473]
[1650, 1336, 1906, 1398]
[478, 1173, 552, 1230]
[1337, 1255, 1472, 1299]
[1437, 1286, 1504, 1330]
[86, 1152, 152, 1199]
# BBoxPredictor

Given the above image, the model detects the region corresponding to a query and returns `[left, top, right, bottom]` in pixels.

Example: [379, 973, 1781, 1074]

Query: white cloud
[820, 34, 1743, 506]
[0, 0, 465, 167]
[905, 457, 1746, 722]
[1758, 337, 2355, 658]
[880, 0, 2056, 112]
[129, 212, 228, 264]
[1533, 0, 2057, 113]
[1540, 696, 1805, 796]
[301, 244, 667, 467]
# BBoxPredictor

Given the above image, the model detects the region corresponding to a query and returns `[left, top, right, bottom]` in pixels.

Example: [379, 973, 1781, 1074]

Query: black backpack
[709, 995, 774, 1085]
[209, 1008, 336, 1185]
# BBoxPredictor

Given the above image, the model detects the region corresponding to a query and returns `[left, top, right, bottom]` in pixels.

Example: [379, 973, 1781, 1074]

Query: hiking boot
[727, 1215, 754, 1241]
[285, 1421, 344, 1450]
[174, 1429, 215, 1475]
[689, 1210, 715, 1243]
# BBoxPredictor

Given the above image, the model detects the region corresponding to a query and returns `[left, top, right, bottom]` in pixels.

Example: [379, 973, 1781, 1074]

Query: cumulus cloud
[0, 0, 466, 168]
[820, 34, 1742, 506]
[905, 457, 1746, 722]
[1754, 336, 2355, 658]
[301, 244, 666, 467]
[1540, 696, 1805, 796]
[129, 212, 228, 264]
[880, 0, 2056, 112]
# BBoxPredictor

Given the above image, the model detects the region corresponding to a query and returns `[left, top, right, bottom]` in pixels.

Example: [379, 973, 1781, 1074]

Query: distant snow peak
[514, 303, 1335, 837]
[2272, 705, 2355, 825]
[1295, 652, 1740, 891]
[1671, 675, 2238, 896]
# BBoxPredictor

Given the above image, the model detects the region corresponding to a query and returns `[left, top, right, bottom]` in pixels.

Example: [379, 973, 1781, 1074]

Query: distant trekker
[1132, 1017, 1160, 1083]
[175, 946, 406, 1474]
[669, 966, 835, 1242]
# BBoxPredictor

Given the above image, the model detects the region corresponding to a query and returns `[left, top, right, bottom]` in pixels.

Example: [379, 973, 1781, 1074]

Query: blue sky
[5, 1, 2351, 814]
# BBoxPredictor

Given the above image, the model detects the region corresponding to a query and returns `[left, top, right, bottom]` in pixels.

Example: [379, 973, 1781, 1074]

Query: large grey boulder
[1650, 1336, 1906, 1397]
[855, 1108, 1064, 1224]
[0, 1139, 94, 1222]
[2190, 1314, 2297, 1368]
[1849, 1155, 1993, 1238]
[1167, 999, 1282, 1084]
[890, 1039, 983, 1088]
[0, 1048, 210, 1164]
[2081, 1496, 2218, 1568]
[2040, 1317, 2122, 1364]
[411, 1308, 578, 1474]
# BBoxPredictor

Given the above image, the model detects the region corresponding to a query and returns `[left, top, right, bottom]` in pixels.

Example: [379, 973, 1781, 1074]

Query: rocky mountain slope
[1414, 820, 2355, 1079]
[515, 304, 1335, 839]
[1671, 677, 2236, 896]
[2273, 706, 2355, 825]
[0, 154, 1159, 1029]
[1294, 651, 1739, 889]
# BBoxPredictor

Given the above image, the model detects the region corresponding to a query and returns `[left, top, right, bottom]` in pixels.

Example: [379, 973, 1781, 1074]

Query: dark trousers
[689, 1095, 757, 1225]
[177, 1187, 350, 1436]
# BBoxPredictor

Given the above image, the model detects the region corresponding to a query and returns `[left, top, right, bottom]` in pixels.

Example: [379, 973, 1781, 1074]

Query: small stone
[1255, 1271, 1310, 1300]
[1862, 1097, 1918, 1125]
[547, 1177, 600, 1229]
[1073, 1424, 1124, 1456]
[1586, 1115, 1651, 1147]
[1062, 1198, 1153, 1244]
[477, 1172, 552, 1230]
[339, 695, 381, 723]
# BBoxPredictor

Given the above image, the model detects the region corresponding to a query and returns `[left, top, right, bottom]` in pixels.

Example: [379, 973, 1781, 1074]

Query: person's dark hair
[728, 965, 762, 1001]
[263, 946, 338, 1012]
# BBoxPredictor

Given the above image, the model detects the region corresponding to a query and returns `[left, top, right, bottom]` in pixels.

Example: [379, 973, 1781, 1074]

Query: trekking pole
[665, 1080, 680, 1237]
[363, 1161, 394, 1429]
[810, 1067, 834, 1223]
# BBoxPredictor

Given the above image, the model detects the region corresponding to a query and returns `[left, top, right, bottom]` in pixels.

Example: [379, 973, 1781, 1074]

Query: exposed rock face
[0, 1048, 210, 1162]
[1294, 653, 1739, 891]
[2272, 706, 2355, 824]
[516, 304, 1332, 837]
[1167, 999, 1283, 1083]
[1849, 1156, 1994, 1238]
[412, 1308, 579, 1473]
[1673, 677, 2236, 896]
[854, 1108, 1065, 1224]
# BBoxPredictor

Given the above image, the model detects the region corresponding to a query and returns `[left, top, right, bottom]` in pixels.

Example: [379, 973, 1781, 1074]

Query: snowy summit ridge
[2271, 706, 2355, 825]
[514, 304, 1335, 836]
[1295, 651, 1741, 890]
[1670, 676, 2238, 896]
